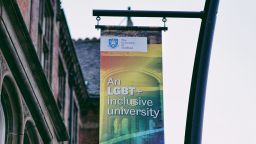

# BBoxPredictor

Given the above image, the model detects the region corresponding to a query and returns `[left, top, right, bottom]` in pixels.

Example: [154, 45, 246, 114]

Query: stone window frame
[0, 74, 42, 144]
[0, 76, 24, 143]
[23, 120, 41, 144]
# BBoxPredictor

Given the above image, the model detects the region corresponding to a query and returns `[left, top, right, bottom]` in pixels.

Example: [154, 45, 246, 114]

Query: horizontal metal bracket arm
[95, 25, 168, 31]
[93, 10, 204, 19]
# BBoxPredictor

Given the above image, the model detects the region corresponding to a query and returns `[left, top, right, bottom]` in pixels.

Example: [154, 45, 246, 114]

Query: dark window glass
[57, 59, 66, 117]
[38, 0, 53, 83]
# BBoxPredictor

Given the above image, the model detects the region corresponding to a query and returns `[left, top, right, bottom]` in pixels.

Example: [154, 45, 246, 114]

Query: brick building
[0, 0, 88, 143]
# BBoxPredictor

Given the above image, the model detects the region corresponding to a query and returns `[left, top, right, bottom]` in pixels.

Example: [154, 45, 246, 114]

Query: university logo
[108, 38, 118, 48]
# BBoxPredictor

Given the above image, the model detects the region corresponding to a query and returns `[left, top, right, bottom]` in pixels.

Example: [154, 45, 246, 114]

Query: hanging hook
[162, 17, 167, 32]
[96, 16, 101, 30]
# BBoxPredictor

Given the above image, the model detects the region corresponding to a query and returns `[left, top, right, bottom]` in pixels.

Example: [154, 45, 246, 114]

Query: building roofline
[59, 9, 89, 107]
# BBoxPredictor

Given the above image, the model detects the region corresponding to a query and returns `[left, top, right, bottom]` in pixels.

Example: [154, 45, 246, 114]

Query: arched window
[23, 121, 40, 144]
[1, 77, 24, 143]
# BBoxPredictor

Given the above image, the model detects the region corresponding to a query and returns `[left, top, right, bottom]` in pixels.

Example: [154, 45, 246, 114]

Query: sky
[62, 0, 256, 143]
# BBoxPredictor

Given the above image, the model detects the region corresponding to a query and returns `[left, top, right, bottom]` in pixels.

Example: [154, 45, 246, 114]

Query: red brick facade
[17, 0, 31, 27]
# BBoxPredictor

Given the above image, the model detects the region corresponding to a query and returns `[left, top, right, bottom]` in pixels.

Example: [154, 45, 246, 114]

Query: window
[69, 96, 79, 144]
[57, 59, 66, 116]
[29, 0, 34, 33]
[38, 0, 54, 82]
[72, 104, 78, 143]
[23, 121, 40, 144]
[1, 77, 23, 144]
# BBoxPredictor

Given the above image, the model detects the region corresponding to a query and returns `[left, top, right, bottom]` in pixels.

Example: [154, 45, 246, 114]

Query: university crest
[108, 38, 118, 48]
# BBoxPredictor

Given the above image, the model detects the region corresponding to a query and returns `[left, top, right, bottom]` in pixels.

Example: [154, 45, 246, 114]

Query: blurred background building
[74, 38, 100, 144]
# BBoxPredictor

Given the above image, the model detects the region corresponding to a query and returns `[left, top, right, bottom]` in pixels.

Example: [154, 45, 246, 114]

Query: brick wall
[17, 0, 31, 29]
[79, 108, 99, 144]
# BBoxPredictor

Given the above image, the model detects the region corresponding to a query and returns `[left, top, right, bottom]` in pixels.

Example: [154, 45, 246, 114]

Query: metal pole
[185, 0, 219, 144]
[93, 10, 204, 19]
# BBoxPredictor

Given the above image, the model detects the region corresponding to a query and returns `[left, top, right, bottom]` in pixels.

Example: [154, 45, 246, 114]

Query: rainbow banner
[100, 27, 164, 144]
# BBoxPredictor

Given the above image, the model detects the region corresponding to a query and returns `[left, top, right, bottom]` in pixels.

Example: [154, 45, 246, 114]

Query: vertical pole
[185, 0, 219, 144]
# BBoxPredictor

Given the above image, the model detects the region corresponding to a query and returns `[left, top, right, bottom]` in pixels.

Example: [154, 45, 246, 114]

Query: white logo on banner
[101, 36, 147, 52]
